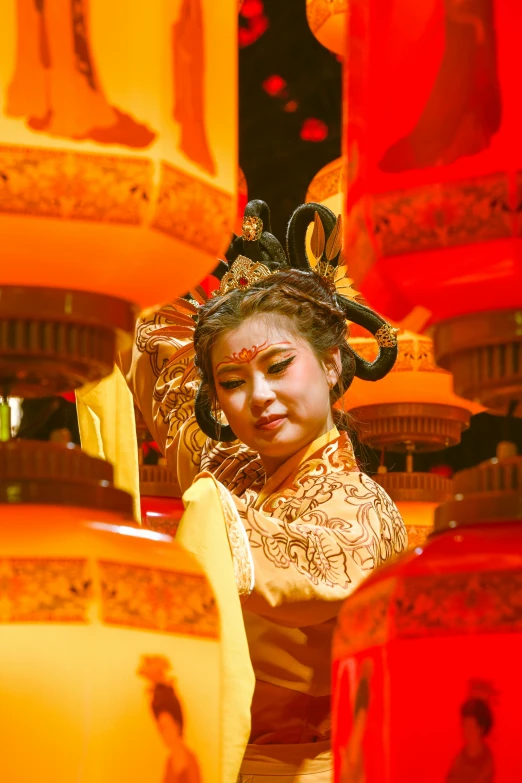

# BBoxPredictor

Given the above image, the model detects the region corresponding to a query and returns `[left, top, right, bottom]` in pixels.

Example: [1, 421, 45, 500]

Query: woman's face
[212, 314, 340, 474]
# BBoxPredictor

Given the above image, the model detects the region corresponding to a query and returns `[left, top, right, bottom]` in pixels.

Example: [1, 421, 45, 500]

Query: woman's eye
[268, 356, 295, 374]
[219, 379, 244, 390]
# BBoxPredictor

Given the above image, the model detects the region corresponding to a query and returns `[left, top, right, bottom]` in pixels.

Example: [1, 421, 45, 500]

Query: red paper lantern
[332, 446, 522, 782]
[140, 463, 184, 538]
[343, 0, 522, 413]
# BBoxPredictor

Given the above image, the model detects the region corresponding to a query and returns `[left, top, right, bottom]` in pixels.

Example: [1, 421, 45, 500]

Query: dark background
[17, 0, 522, 476]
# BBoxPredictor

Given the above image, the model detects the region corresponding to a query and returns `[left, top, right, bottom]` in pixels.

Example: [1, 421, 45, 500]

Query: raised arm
[120, 299, 207, 491]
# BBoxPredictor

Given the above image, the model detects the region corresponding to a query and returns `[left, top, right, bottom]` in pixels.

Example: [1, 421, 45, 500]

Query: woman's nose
[250, 374, 276, 408]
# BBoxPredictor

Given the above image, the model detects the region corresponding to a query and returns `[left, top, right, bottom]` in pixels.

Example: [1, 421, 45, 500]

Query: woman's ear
[325, 347, 342, 389]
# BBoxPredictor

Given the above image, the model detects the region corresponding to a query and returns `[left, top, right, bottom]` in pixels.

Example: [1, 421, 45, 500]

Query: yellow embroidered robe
[123, 303, 407, 746]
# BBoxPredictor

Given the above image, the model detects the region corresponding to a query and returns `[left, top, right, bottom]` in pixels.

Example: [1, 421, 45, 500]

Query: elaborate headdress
[157, 199, 399, 442]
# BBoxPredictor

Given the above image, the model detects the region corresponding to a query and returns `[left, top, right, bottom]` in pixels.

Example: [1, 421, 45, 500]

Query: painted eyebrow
[215, 343, 294, 376]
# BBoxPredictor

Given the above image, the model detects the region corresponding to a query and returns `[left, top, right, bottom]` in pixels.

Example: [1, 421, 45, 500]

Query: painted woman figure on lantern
[124, 199, 407, 782]
[138, 655, 202, 783]
[446, 681, 496, 783]
[6, 0, 155, 146]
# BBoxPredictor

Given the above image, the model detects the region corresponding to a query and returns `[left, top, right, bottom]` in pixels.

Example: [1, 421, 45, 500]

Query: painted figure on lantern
[339, 659, 373, 783]
[172, 0, 216, 174]
[446, 683, 496, 783]
[138, 655, 202, 783]
[380, 0, 501, 172]
[5, 0, 156, 147]
[122, 200, 406, 781]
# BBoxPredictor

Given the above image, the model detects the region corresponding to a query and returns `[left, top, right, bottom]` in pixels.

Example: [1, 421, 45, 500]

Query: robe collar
[254, 426, 341, 510]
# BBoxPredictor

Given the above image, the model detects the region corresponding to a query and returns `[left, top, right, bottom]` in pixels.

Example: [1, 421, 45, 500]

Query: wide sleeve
[230, 471, 407, 628]
[119, 301, 208, 492]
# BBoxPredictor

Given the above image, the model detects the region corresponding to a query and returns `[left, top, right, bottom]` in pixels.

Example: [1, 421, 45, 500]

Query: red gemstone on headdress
[239, 277, 248, 286]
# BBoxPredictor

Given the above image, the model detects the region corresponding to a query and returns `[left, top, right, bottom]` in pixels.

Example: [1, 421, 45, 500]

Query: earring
[213, 397, 222, 442]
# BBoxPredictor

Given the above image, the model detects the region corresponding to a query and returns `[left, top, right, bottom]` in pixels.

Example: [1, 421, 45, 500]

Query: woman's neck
[260, 416, 335, 477]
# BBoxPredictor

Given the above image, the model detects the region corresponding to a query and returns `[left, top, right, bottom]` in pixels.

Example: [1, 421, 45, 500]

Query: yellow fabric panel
[178, 476, 256, 783]
[76, 364, 141, 522]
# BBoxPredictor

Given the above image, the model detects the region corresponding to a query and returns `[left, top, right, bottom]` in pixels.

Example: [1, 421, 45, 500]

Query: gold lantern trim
[0, 439, 133, 515]
[434, 309, 522, 416]
[346, 330, 477, 451]
[374, 470, 453, 504]
[0, 285, 135, 396]
[374, 469, 453, 550]
[435, 443, 522, 530]
[351, 401, 471, 452]
[140, 463, 181, 500]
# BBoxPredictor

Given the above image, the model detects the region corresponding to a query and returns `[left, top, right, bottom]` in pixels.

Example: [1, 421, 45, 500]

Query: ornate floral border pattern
[370, 173, 512, 257]
[395, 569, 522, 638]
[217, 482, 255, 597]
[151, 161, 233, 256]
[334, 567, 522, 658]
[0, 143, 152, 224]
[334, 577, 396, 658]
[0, 558, 91, 623]
[98, 560, 219, 639]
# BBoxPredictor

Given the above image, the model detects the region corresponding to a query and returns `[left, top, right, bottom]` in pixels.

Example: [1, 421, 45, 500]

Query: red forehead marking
[216, 341, 290, 370]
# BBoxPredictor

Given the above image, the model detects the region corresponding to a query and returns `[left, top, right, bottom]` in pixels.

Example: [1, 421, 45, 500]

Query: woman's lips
[255, 415, 287, 431]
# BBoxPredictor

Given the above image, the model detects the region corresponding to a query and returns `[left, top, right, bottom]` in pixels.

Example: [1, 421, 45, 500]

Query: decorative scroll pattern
[152, 161, 233, 255]
[99, 560, 219, 639]
[395, 569, 522, 638]
[371, 174, 512, 256]
[334, 568, 522, 658]
[217, 482, 254, 597]
[0, 558, 91, 623]
[0, 144, 151, 224]
[334, 577, 396, 658]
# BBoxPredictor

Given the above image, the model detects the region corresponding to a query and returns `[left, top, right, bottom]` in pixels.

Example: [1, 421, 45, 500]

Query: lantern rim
[350, 402, 471, 451]
[0, 285, 136, 396]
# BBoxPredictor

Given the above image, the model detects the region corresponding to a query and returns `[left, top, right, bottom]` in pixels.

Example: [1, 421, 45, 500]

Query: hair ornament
[214, 255, 272, 297]
[375, 323, 400, 348]
[286, 202, 399, 381]
[242, 215, 264, 242]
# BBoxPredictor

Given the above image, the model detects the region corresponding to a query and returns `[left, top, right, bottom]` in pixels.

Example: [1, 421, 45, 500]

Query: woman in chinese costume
[123, 200, 407, 782]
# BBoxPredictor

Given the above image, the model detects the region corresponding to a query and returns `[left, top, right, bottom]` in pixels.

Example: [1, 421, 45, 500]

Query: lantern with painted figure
[0, 436, 227, 783]
[343, 0, 522, 415]
[0, 0, 237, 396]
[0, 4, 253, 780]
[332, 435, 522, 783]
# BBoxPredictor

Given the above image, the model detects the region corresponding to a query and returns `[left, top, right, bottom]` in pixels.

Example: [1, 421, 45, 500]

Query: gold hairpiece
[375, 323, 400, 348]
[242, 216, 263, 242]
[214, 255, 272, 297]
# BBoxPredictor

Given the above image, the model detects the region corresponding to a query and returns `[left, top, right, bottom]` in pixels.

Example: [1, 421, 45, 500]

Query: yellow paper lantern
[0, 0, 237, 308]
[0, 439, 222, 783]
[344, 329, 483, 451]
[306, 0, 347, 55]
[306, 155, 343, 215]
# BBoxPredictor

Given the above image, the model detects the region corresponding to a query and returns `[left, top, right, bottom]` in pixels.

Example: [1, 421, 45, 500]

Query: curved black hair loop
[286, 202, 339, 272]
[195, 384, 237, 442]
[286, 202, 398, 382]
[225, 199, 287, 270]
